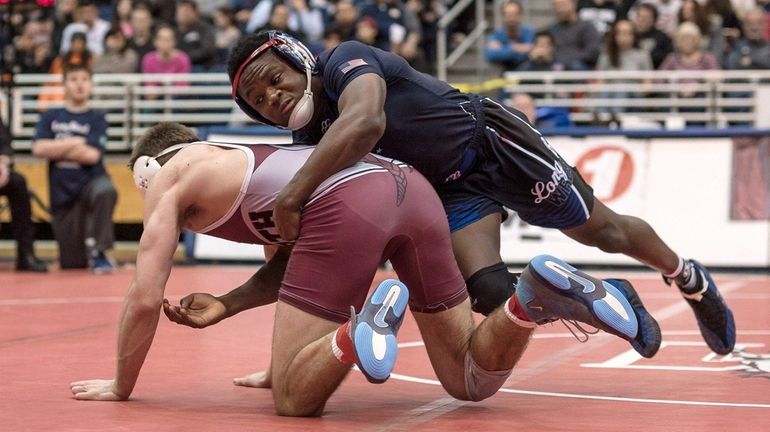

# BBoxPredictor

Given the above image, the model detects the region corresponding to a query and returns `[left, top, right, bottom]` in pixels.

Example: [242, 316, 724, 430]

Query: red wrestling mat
[1, 267, 768, 431]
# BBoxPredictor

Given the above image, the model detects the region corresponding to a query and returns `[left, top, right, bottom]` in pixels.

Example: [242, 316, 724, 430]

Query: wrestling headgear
[231, 31, 316, 130]
[132, 143, 191, 197]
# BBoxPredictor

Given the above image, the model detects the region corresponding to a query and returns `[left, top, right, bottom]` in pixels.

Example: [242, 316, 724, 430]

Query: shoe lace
[559, 319, 600, 343]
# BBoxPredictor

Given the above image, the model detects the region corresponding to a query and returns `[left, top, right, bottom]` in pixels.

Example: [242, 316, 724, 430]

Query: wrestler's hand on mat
[162, 294, 226, 329]
[233, 370, 272, 389]
[273, 190, 302, 241]
[70, 379, 126, 401]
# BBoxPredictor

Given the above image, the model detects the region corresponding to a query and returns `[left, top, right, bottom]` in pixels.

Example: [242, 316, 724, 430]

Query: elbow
[355, 113, 386, 145]
[31, 144, 45, 158]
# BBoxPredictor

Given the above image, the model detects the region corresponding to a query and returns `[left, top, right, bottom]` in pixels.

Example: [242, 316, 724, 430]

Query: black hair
[227, 31, 271, 83]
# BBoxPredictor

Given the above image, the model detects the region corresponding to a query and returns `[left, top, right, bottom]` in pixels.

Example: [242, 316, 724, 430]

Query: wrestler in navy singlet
[292, 41, 595, 233]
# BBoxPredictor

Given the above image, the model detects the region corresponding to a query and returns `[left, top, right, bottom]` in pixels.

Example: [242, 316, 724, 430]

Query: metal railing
[6, 69, 770, 152]
[502, 69, 770, 128]
[437, 0, 488, 82]
[11, 72, 246, 151]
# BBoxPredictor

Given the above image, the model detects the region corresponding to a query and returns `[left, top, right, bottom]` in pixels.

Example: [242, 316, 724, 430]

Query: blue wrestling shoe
[515, 255, 661, 358]
[665, 260, 735, 355]
[351, 279, 409, 384]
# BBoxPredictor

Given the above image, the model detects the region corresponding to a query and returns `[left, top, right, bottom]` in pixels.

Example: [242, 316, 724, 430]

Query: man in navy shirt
[228, 31, 735, 357]
[33, 64, 117, 272]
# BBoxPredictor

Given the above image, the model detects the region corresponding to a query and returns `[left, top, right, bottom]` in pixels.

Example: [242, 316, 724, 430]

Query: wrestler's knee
[273, 393, 325, 417]
[465, 262, 518, 315]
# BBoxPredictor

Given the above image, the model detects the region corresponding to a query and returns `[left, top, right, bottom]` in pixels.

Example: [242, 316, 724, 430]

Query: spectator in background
[322, 27, 344, 50]
[256, 2, 306, 40]
[60, 0, 110, 56]
[141, 24, 192, 75]
[49, 32, 94, 75]
[110, 0, 134, 38]
[175, 0, 217, 71]
[328, 0, 359, 42]
[704, 0, 743, 42]
[725, 8, 770, 69]
[485, 0, 535, 72]
[597, 20, 652, 113]
[355, 15, 380, 46]
[14, 20, 54, 74]
[246, 0, 325, 43]
[94, 28, 138, 74]
[213, 7, 242, 60]
[677, 0, 729, 62]
[517, 30, 564, 71]
[659, 22, 720, 98]
[52, 0, 78, 57]
[361, 0, 423, 66]
[192, 0, 230, 17]
[546, 0, 602, 69]
[639, 0, 682, 35]
[127, 4, 155, 69]
[633, 3, 673, 68]
[32, 65, 116, 273]
[577, 0, 637, 35]
[510, 93, 573, 128]
[598, 19, 653, 70]
[0, 119, 48, 273]
[660, 21, 719, 70]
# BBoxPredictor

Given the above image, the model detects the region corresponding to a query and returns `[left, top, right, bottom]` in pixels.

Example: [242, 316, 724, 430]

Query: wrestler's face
[237, 51, 307, 127]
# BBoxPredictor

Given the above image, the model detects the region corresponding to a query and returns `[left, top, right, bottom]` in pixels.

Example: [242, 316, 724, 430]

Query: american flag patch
[339, 58, 368, 74]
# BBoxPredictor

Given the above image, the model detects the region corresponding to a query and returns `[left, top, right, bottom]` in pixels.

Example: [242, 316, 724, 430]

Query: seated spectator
[141, 24, 192, 75]
[546, 0, 602, 70]
[485, 0, 535, 72]
[93, 27, 138, 74]
[640, 0, 682, 36]
[724, 8, 770, 69]
[660, 22, 720, 70]
[355, 16, 380, 46]
[361, 0, 423, 66]
[256, 2, 306, 41]
[633, 3, 673, 68]
[704, 0, 743, 44]
[578, 0, 636, 35]
[246, 0, 325, 43]
[322, 27, 345, 50]
[517, 31, 565, 71]
[31, 65, 117, 273]
[40, 32, 94, 110]
[678, 0, 727, 62]
[510, 93, 573, 128]
[213, 6, 242, 63]
[0, 119, 47, 272]
[598, 19, 654, 71]
[598, 20, 653, 113]
[52, 0, 78, 58]
[659, 22, 720, 98]
[50, 32, 94, 75]
[110, 0, 134, 38]
[330, 0, 359, 42]
[127, 4, 155, 69]
[14, 19, 54, 74]
[60, 0, 110, 56]
[175, 0, 217, 71]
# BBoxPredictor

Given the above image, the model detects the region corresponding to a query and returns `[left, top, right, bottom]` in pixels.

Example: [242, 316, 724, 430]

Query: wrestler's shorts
[438, 97, 595, 232]
[279, 165, 468, 323]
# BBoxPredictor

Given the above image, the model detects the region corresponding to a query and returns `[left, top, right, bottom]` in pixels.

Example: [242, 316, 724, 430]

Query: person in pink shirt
[141, 24, 192, 75]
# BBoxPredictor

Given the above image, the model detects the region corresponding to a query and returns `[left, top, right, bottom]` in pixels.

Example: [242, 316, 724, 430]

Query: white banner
[189, 131, 770, 267]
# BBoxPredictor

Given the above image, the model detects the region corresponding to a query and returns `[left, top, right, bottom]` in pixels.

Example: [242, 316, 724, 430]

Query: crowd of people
[487, 0, 769, 126]
[3, 0, 450, 76]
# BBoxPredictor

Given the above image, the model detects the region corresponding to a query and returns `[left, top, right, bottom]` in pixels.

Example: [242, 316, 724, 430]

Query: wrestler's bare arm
[71, 161, 194, 401]
[163, 246, 290, 329]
